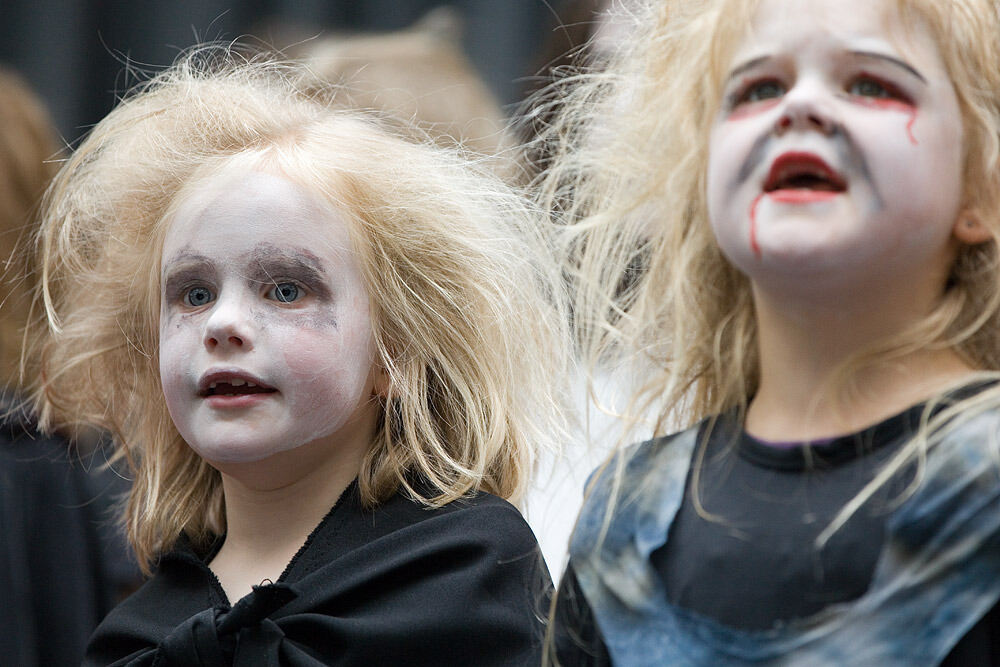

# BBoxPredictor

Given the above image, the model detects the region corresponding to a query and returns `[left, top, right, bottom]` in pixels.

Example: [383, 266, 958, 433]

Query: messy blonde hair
[0, 68, 59, 388]
[31, 49, 569, 571]
[538, 0, 1000, 439]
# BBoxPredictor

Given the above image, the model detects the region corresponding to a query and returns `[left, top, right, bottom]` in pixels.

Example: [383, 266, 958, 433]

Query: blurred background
[0, 0, 595, 145]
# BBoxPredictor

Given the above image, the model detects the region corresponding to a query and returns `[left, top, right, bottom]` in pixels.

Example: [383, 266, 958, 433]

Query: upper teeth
[207, 379, 258, 389]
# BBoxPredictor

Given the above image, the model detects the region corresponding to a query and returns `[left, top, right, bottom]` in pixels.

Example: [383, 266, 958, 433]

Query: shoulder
[284, 490, 549, 666]
[580, 421, 703, 513]
[569, 421, 708, 566]
[303, 487, 543, 570]
[84, 543, 216, 666]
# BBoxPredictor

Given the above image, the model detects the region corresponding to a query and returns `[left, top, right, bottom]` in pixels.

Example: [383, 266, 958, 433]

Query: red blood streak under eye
[856, 97, 918, 145]
[728, 98, 781, 121]
[749, 193, 764, 258]
[905, 110, 918, 145]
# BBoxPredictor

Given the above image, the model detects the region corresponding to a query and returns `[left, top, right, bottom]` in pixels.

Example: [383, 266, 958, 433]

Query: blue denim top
[570, 409, 1000, 665]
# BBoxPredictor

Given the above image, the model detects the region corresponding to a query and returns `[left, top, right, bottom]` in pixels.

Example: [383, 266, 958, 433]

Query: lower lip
[203, 392, 277, 409]
[767, 190, 841, 203]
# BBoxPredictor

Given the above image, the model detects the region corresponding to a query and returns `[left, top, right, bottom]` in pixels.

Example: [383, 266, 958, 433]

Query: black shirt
[555, 399, 1000, 665]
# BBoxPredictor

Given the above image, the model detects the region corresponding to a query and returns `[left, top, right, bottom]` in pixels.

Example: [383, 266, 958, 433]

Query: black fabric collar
[719, 379, 997, 472]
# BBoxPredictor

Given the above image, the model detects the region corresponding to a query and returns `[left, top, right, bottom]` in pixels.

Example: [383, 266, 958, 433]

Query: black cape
[85, 481, 551, 666]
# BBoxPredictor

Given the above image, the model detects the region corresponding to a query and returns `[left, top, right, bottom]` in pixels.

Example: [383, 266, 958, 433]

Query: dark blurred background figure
[0, 0, 564, 145]
[0, 66, 140, 666]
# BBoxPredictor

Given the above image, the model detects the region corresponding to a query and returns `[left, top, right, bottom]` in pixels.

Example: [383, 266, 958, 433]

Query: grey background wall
[0, 0, 567, 144]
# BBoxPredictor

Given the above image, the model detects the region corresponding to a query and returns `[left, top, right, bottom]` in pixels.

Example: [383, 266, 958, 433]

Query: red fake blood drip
[727, 98, 781, 121]
[749, 193, 764, 258]
[905, 110, 918, 145]
[857, 95, 919, 146]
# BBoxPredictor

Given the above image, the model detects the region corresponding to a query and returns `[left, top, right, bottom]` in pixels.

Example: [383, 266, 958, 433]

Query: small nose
[774, 79, 838, 136]
[203, 296, 253, 352]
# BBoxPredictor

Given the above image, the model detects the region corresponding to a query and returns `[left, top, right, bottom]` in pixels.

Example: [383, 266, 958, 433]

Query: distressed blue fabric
[570, 409, 1000, 666]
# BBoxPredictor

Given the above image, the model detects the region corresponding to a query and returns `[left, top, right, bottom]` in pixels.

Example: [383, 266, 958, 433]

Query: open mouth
[198, 373, 277, 398]
[764, 152, 846, 193]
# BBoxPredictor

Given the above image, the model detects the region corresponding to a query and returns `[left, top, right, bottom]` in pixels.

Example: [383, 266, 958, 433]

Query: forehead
[727, 0, 945, 76]
[161, 167, 356, 263]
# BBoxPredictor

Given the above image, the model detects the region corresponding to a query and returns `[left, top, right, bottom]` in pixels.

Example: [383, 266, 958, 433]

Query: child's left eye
[848, 76, 905, 101]
[267, 282, 302, 303]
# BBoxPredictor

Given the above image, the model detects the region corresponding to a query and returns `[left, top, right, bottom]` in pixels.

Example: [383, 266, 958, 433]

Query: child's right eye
[736, 79, 786, 105]
[184, 286, 215, 307]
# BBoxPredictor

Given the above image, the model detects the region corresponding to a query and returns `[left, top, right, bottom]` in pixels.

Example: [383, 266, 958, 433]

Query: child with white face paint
[539, 0, 1000, 664]
[31, 52, 569, 665]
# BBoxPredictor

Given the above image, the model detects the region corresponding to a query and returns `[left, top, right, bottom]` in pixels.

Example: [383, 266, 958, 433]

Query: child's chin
[188, 438, 293, 467]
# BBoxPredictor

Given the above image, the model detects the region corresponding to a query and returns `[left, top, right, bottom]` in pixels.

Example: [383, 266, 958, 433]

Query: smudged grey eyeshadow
[162, 254, 216, 300]
[244, 244, 334, 301]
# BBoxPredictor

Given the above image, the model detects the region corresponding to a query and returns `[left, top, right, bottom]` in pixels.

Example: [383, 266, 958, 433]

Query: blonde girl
[542, 0, 1000, 664]
[32, 50, 567, 665]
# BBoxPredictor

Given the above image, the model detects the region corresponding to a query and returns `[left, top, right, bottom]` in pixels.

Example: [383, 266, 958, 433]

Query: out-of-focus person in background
[286, 7, 512, 161]
[0, 66, 139, 667]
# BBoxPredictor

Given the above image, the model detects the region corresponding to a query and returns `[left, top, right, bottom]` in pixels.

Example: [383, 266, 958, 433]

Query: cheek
[868, 128, 962, 226]
[280, 313, 375, 415]
[158, 317, 198, 422]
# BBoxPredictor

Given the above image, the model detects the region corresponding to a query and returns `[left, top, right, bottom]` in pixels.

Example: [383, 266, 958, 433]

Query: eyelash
[847, 73, 912, 104]
[265, 280, 307, 304]
[730, 73, 913, 108]
[732, 77, 786, 107]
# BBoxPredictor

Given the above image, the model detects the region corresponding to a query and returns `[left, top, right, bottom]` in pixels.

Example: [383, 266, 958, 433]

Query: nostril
[228, 335, 243, 346]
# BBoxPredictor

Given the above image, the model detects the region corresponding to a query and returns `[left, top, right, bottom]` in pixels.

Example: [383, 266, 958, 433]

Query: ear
[372, 364, 391, 399]
[953, 209, 993, 245]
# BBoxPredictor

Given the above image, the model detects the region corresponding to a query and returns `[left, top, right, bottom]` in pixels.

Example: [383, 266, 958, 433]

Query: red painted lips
[764, 152, 846, 195]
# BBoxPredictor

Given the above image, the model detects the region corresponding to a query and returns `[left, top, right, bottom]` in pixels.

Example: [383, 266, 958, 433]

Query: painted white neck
[746, 282, 974, 441]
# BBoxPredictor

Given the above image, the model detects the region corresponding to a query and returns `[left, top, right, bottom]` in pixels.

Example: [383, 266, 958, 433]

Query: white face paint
[159, 168, 378, 466]
[707, 0, 965, 294]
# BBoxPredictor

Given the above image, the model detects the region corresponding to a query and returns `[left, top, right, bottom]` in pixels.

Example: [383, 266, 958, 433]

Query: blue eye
[184, 286, 214, 307]
[738, 79, 786, 105]
[269, 282, 301, 303]
[849, 77, 892, 98]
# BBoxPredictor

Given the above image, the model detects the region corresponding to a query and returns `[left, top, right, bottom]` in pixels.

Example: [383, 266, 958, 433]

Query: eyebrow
[161, 252, 213, 280]
[245, 245, 333, 300]
[849, 50, 926, 83]
[725, 51, 928, 86]
[161, 254, 215, 295]
[726, 55, 770, 83]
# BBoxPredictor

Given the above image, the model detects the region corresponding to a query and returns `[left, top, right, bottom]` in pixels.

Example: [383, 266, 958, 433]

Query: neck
[745, 285, 974, 441]
[208, 424, 373, 602]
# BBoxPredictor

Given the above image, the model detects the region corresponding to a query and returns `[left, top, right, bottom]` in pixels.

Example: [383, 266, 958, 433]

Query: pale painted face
[707, 0, 965, 294]
[159, 168, 378, 466]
